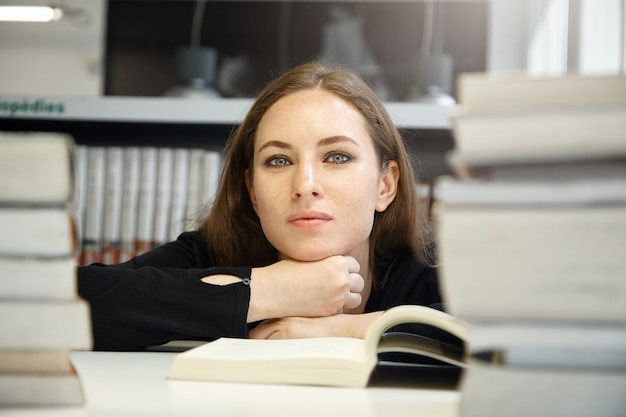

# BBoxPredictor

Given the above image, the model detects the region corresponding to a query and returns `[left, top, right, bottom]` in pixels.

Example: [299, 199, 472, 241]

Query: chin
[281, 247, 343, 262]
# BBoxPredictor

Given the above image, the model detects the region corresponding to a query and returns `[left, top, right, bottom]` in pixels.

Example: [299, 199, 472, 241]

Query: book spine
[135, 147, 158, 256]
[153, 148, 173, 248]
[185, 149, 205, 225]
[101, 147, 124, 265]
[202, 150, 222, 210]
[119, 147, 141, 263]
[73, 145, 88, 246]
[169, 148, 190, 241]
[80, 147, 106, 266]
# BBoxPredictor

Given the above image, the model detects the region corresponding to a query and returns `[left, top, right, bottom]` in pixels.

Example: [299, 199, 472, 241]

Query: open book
[167, 305, 468, 388]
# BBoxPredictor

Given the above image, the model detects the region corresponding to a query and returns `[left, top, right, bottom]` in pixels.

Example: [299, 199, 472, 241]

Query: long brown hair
[198, 61, 433, 280]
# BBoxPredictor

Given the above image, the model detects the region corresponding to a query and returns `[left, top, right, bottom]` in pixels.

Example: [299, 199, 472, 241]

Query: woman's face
[246, 88, 398, 262]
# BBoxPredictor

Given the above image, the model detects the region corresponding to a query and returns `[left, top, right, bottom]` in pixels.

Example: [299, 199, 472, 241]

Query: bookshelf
[0, 95, 451, 129]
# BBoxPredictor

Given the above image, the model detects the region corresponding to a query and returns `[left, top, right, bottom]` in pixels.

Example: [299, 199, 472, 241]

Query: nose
[292, 162, 322, 198]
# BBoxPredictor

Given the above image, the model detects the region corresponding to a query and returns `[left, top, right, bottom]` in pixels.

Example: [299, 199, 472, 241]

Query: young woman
[78, 61, 440, 351]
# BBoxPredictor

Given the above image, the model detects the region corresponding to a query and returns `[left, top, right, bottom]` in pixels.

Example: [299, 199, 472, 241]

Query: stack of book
[0, 132, 92, 406]
[433, 73, 626, 416]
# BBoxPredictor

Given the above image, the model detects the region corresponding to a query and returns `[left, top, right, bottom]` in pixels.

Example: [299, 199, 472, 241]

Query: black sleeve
[366, 253, 463, 356]
[366, 252, 442, 312]
[77, 232, 251, 351]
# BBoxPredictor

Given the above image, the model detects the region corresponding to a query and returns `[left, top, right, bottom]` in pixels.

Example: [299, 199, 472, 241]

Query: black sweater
[78, 231, 442, 351]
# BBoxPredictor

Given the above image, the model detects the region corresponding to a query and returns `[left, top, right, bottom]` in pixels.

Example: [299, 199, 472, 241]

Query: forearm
[244, 257, 365, 323]
[79, 264, 250, 350]
[249, 311, 385, 340]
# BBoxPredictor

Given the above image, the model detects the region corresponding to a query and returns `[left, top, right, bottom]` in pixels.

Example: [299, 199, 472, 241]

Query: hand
[247, 256, 364, 323]
[249, 312, 385, 340]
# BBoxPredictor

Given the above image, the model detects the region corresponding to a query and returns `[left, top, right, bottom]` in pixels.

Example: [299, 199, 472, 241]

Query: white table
[0, 351, 460, 417]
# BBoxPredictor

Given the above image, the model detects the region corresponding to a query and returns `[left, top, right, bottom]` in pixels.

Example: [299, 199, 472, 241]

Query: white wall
[488, 0, 626, 75]
[0, 0, 105, 96]
[576, 0, 624, 74]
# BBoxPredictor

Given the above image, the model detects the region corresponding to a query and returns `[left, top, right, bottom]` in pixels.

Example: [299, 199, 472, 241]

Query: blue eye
[267, 156, 291, 167]
[325, 153, 351, 164]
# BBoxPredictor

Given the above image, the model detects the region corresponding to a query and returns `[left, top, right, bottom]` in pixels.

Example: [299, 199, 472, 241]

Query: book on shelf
[201, 150, 222, 209]
[81, 146, 106, 265]
[74, 145, 222, 264]
[73, 145, 89, 245]
[169, 148, 190, 241]
[185, 148, 207, 222]
[135, 147, 158, 256]
[456, 72, 626, 114]
[153, 147, 174, 248]
[119, 146, 141, 263]
[101, 146, 124, 265]
[168, 305, 468, 388]
[0, 132, 74, 204]
[433, 176, 626, 323]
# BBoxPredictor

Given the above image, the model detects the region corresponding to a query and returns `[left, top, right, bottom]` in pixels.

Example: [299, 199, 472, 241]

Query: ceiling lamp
[0, 6, 63, 22]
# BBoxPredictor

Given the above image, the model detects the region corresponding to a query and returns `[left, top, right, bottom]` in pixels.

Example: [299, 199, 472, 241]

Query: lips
[288, 210, 332, 227]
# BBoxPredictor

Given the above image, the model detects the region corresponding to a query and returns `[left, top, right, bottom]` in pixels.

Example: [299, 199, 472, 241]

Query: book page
[183, 337, 367, 361]
[365, 305, 468, 366]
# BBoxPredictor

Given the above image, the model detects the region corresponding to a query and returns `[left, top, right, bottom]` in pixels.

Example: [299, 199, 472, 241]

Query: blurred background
[0, 0, 624, 183]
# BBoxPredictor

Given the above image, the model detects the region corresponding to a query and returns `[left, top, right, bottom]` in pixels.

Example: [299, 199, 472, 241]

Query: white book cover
[169, 148, 190, 240]
[136, 147, 158, 255]
[0, 132, 74, 204]
[437, 203, 626, 322]
[202, 150, 222, 210]
[457, 72, 626, 114]
[434, 175, 626, 207]
[73, 145, 88, 245]
[153, 148, 173, 247]
[185, 149, 205, 224]
[81, 147, 106, 265]
[0, 299, 92, 350]
[101, 147, 124, 264]
[451, 107, 626, 157]
[0, 373, 85, 406]
[0, 208, 76, 257]
[119, 147, 141, 262]
[0, 256, 77, 300]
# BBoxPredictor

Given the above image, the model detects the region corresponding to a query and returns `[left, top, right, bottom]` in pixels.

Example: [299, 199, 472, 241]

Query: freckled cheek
[254, 193, 282, 220]
[252, 175, 282, 205]
[338, 194, 377, 232]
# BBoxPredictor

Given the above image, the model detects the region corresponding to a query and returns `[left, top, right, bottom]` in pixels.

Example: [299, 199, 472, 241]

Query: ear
[375, 161, 399, 212]
[244, 168, 258, 213]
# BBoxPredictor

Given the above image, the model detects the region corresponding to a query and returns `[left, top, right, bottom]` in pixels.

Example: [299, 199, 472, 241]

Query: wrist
[247, 266, 272, 323]
[347, 311, 384, 339]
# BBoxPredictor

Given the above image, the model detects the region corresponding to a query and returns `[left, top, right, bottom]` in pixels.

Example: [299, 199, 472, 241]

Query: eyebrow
[257, 136, 359, 153]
